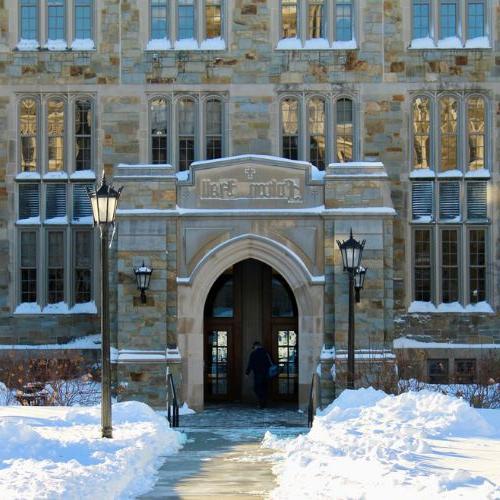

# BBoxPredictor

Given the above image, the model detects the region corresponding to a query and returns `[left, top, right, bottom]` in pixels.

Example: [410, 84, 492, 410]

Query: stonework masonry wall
[0, 1, 499, 406]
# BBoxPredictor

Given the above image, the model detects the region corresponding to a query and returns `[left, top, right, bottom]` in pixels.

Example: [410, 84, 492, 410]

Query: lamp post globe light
[86, 174, 123, 439]
[134, 262, 153, 304]
[336, 229, 366, 390]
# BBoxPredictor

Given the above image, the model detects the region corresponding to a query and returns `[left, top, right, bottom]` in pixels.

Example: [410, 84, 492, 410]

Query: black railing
[166, 372, 179, 428]
[307, 372, 321, 428]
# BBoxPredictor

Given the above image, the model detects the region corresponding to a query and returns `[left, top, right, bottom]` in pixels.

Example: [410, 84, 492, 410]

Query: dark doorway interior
[204, 259, 298, 404]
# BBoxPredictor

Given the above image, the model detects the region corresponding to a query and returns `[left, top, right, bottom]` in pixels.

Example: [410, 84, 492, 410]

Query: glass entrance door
[272, 327, 298, 400]
[206, 328, 231, 399]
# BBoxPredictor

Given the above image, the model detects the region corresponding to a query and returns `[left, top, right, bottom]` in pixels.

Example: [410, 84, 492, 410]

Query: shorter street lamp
[87, 174, 123, 439]
[336, 229, 366, 390]
[134, 262, 153, 304]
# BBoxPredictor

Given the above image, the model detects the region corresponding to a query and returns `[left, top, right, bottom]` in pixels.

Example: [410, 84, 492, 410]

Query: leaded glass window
[151, 0, 168, 40]
[441, 229, 459, 303]
[413, 0, 430, 38]
[413, 97, 431, 169]
[178, 98, 195, 170]
[75, 100, 92, 171]
[178, 0, 195, 40]
[74, 0, 93, 40]
[439, 96, 458, 172]
[75, 230, 92, 303]
[47, 98, 65, 171]
[467, 0, 484, 39]
[336, 98, 353, 162]
[20, 0, 38, 40]
[467, 96, 485, 171]
[282, 98, 299, 161]
[281, 0, 298, 38]
[335, 0, 353, 41]
[47, 0, 65, 40]
[47, 231, 64, 304]
[206, 98, 222, 160]
[151, 98, 169, 164]
[20, 231, 37, 303]
[308, 97, 326, 170]
[308, 0, 324, 39]
[439, 1, 457, 39]
[206, 0, 222, 39]
[20, 98, 38, 172]
[414, 229, 432, 302]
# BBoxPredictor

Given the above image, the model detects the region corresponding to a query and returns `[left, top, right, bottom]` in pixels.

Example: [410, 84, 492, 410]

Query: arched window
[467, 96, 485, 171]
[205, 274, 233, 318]
[282, 98, 299, 161]
[308, 97, 326, 170]
[74, 99, 93, 171]
[336, 98, 353, 162]
[150, 97, 169, 164]
[47, 98, 65, 171]
[178, 98, 196, 170]
[19, 98, 38, 172]
[206, 98, 222, 160]
[439, 96, 458, 172]
[412, 96, 431, 170]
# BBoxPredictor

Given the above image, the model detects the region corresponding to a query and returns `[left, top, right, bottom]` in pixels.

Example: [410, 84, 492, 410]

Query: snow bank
[0, 402, 185, 499]
[266, 389, 500, 499]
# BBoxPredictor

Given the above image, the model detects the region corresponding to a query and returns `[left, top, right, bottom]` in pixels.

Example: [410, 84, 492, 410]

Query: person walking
[245, 341, 273, 408]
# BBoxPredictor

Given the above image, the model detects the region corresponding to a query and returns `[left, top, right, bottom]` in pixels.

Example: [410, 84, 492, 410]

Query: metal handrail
[166, 372, 179, 428]
[307, 372, 321, 428]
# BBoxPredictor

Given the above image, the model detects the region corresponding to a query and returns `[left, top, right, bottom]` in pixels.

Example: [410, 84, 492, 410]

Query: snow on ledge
[16, 39, 40, 51]
[43, 171, 69, 180]
[465, 168, 490, 178]
[394, 336, 500, 349]
[437, 36, 463, 49]
[409, 36, 436, 49]
[465, 36, 490, 49]
[277, 37, 357, 50]
[437, 169, 463, 178]
[276, 37, 302, 50]
[408, 301, 494, 314]
[14, 302, 42, 314]
[70, 170, 96, 180]
[45, 39, 67, 51]
[200, 37, 226, 50]
[16, 171, 41, 180]
[70, 38, 95, 51]
[14, 301, 97, 315]
[304, 38, 330, 50]
[16, 216, 41, 225]
[146, 38, 172, 51]
[409, 168, 435, 178]
[174, 38, 199, 50]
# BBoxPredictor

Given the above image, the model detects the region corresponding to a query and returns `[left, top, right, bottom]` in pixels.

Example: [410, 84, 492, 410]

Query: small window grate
[46, 184, 67, 220]
[439, 181, 460, 220]
[19, 184, 40, 220]
[412, 181, 433, 220]
[73, 184, 93, 221]
[467, 181, 487, 220]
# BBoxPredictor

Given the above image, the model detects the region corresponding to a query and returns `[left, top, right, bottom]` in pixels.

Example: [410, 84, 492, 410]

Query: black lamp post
[87, 174, 123, 439]
[134, 262, 153, 304]
[336, 229, 366, 390]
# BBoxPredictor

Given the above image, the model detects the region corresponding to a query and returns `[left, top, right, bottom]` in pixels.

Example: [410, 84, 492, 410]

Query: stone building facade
[0, 1, 499, 408]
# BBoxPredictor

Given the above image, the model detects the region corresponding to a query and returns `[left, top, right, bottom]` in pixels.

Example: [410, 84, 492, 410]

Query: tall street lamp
[336, 229, 366, 390]
[87, 175, 123, 439]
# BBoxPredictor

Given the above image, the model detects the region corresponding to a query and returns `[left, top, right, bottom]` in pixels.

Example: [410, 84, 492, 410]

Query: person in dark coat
[245, 341, 272, 408]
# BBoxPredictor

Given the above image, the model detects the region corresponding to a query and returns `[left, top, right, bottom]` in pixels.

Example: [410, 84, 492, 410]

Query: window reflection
[151, 98, 168, 164]
[272, 277, 295, 317]
[206, 0, 222, 39]
[439, 97, 458, 172]
[20, 98, 37, 172]
[178, 0, 195, 40]
[208, 330, 228, 395]
[413, 97, 431, 169]
[47, 98, 64, 171]
[178, 98, 195, 171]
[277, 330, 297, 395]
[308, 1, 324, 39]
[281, 0, 297, 38]
[467, 97, 485, 171]
[206, 98, 222, 160]
[75, 100, 92, 171]
[309, 97, 326, 170]
[336, 98, 353, 162]
[282, 98, 299, 161]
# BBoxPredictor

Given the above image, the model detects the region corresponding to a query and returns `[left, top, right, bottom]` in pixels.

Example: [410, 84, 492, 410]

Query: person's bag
[266, 352, 279, 379]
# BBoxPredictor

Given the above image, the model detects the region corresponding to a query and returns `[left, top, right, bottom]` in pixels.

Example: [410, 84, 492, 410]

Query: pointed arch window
[439, 96, 458, 173]
[75, 99, 92, 171]
[308, 97, 326, 170]
[412, 96, 431, 169]
[20, 98, 38, 172]
[467, 96, 485, 171]
[336, 98, 353, 162]
[282, 98, 299, 161]
[206, 98, 222, 160]
[150, 98, 169, 164]
[178, 98, 196, 171]
[47, 98, 65, 172]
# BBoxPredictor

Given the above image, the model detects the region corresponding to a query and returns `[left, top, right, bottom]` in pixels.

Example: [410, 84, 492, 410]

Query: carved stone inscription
[200, 178, 303, 203]
[177, 159, 324, 209]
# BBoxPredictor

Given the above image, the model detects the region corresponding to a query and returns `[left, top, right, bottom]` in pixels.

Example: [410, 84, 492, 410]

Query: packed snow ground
[264, 389, 500, 499]
[0, 402, 185, 499]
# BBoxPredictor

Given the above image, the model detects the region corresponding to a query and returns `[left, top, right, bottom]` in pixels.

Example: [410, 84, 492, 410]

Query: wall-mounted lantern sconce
[134, 261, 153, 304]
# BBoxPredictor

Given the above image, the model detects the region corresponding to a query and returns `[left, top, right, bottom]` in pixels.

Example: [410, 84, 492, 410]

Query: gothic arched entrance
[204, 259, 298, 404]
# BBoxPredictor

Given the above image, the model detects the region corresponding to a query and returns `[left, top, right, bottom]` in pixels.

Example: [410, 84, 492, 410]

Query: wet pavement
[139, 405, 308, 499]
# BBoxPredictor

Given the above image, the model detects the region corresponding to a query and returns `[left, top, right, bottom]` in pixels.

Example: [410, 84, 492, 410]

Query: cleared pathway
[140, 406, 308, 499]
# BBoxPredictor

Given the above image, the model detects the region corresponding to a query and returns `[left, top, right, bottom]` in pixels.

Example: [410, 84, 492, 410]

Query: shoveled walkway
[140, 405, 308, 499]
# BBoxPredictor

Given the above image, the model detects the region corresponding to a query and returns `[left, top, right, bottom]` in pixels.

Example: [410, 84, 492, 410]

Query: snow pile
[0, 402, 185, 499]
[266, 388, 500, 499]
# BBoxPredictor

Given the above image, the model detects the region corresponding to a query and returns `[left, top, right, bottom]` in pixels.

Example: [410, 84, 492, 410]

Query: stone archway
[177, 234, 324, 409]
